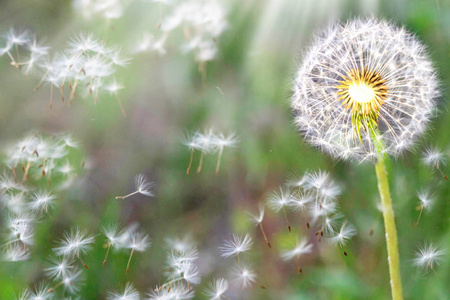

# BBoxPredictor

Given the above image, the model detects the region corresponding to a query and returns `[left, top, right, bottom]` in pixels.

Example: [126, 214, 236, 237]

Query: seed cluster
[292, 18, 440, 162]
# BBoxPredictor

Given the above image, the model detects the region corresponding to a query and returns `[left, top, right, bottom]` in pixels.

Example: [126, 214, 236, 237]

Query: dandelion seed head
[292, 18, 439, 162]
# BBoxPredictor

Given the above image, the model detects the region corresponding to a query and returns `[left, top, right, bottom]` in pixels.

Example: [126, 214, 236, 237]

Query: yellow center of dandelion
[336, 67, 388, 142]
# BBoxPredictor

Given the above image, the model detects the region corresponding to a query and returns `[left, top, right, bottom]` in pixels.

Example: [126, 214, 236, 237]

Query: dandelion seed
[246, 204, 271, 248]
[204, 278, 228, 300]
[288, 191, 313, 213]
[101, 224, 125, 267]
[106, 78, 126, 116]
[303, 170, 341, 201]
[195, 129, 215, 173]
[48, 269, 83, 294]
[422, 146, 448, 180]
[162, 249, 200, 291]
[292, 18, 439, 162]
[14, 288, 30, 300]
[219, 233, 253, 261]
[267, 187, 294, 232]
[211, 133, 238, 174]
[230, 264, 257, 289]
[53, 227, 95, 269]
[4, 213, 34, 250]
[147, 284, 194, 299]
[28, 189, 55, 218]
[413, 243, 445, 275]
[165, 247, 199, 281]
[28, 282, 52, 299]
[107, 282, 140, 300]
[126, 231, 150, 275]
[45, 256, 74, 280]
[281, 239, 313, 261]
[134, 32, 168, 55]
[183, 132, 202, 175]
[116, 173, 154, 199]
[330, 220, 356, 247]
[322, 213, 343, 235]
[286, 171, 308, 188]
[415, 188, 434, 227]
[165, 234, 196, 252]
[3, 244, 30, 261]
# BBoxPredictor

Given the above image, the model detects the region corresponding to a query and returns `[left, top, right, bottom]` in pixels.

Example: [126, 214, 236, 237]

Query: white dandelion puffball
[291, 18, 440, 162]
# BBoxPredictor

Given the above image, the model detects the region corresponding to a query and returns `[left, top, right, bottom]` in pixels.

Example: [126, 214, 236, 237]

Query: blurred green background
[0, 0, 449, 299]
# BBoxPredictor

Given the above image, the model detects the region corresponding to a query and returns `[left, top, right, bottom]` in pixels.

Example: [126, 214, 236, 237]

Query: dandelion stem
[215, 147, 223, 174]
[259, 222, 271, 248]
[187, 149, 194, 175]
[103, 243, 111, 267]
[126, 248, 134, 275]
[373, 131, 403, 300]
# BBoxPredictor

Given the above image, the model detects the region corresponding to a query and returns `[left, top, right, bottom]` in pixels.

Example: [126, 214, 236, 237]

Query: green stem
[373, 132, 403, 300]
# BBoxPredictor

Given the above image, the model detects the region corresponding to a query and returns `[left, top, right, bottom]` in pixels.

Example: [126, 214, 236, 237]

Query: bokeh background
[0, 0, 449, 299]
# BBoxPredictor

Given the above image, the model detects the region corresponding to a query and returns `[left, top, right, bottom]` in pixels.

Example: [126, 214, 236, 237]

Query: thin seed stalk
[215, 147, 223, 174]
[126, 248, 135, 275]
[197, 150, 204, 173]
[116, 190, 139, 199]
[187, 149, 194, 175]
[259, 222, 271, 248]
[103, 243, 111, 267]
[282, 205, 291, 232]
[373, 130, 403, 300]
